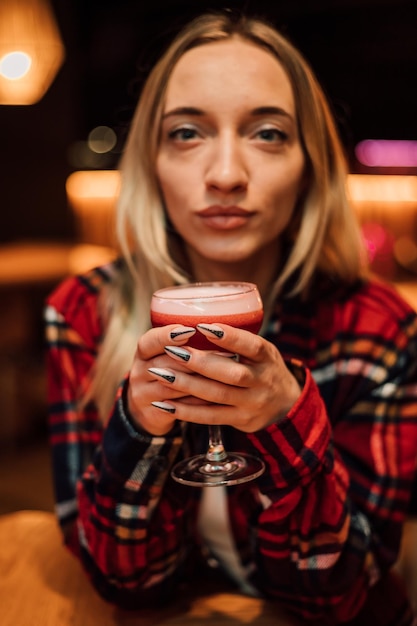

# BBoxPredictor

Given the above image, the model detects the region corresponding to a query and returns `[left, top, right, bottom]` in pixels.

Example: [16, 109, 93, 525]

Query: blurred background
[0, 0, 416, 514]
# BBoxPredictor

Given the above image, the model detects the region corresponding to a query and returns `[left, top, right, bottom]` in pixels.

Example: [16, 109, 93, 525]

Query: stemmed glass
[151, 281, 265, 487]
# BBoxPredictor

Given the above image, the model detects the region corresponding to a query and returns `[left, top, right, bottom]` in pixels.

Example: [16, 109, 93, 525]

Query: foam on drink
[151, 282, 263, 349]
[151, 282, 262, 316]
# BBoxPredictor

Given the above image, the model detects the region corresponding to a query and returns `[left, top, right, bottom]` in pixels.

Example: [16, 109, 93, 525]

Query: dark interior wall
[0, 0, 416, 245]
[0, 1, 79, 243]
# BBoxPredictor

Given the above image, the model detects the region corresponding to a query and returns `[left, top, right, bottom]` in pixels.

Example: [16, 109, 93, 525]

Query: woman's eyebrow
[162, 106, 204, 119]
[162, 105, 294, 121]
[251, 106, 293, 120]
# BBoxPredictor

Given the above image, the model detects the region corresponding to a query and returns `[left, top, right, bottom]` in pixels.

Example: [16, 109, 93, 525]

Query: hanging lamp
[0, 0, 65, 105]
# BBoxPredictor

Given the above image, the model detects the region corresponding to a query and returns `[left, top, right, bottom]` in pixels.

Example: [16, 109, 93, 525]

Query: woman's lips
[196, 206, 254, 230]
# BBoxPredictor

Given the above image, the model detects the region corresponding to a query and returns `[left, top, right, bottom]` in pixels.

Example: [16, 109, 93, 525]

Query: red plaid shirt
[45, 260, 417, 624]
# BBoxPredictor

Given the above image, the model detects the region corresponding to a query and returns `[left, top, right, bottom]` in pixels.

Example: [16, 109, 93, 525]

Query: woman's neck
[188, 251, 281, 303]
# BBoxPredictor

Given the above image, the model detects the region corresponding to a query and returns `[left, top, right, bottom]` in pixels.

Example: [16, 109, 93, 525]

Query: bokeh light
[356, 140, 417, 168]
[361, 222, 396, 278]
[348, 174, 417, 202]
[394, 236, 417, 274]
[0, 51, 31, 80]
[67, 140, 117, 169]
[87, 126, 117, 154]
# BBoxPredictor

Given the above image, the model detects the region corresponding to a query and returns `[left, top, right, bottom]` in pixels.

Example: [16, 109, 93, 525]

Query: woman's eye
[168, 127, 198, 141]
[256, 128, 287, 142]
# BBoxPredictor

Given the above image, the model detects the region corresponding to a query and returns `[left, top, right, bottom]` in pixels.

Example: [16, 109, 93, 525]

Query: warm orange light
[0, 0, 65, 105]
[68, 244, 116, 274]
[66, 171, 120, 248]
[66, 170, 120, 201]
[347, 175, 417, 238]
[347, 174, 417, 204]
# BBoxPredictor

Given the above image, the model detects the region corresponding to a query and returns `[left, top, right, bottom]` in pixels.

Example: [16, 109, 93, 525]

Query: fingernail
[148, 367, 176, 383]
[170, 326, 196, 341]
[197, 323, 224, 338]
[164, 346, 191, 361]
[151, 401, 176, 414]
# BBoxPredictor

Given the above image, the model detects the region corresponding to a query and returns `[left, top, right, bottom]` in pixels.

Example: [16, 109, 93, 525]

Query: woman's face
[156, 37, 305, 281]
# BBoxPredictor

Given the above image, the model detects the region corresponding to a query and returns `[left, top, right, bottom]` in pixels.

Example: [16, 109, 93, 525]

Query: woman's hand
[142, 323, 301, 434]
[127, 325, 198, 436]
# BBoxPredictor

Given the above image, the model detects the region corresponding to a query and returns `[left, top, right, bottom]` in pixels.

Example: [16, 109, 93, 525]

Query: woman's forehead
[163, 38, 295, 115]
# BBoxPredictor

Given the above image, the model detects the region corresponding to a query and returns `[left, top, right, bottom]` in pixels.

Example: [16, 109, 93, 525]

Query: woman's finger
[195, 323, 267, 363]
[135, 324, 196, 360]
[150, 398, 260, 432]
[148, 363, 245, 405]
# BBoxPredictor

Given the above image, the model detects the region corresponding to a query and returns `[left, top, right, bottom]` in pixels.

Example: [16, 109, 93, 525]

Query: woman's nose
[205, 134, 248, 194]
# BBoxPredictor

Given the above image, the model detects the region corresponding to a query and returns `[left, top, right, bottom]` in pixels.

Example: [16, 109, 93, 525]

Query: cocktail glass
[151, 281, 266, 487]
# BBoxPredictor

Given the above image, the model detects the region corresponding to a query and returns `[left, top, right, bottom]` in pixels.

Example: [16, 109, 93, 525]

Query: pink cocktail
[151, 282, 265, 487]
[151, 283, 263, 350]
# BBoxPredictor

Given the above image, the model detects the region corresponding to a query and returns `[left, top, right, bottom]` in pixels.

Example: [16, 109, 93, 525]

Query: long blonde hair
[91, 11, 366, 420]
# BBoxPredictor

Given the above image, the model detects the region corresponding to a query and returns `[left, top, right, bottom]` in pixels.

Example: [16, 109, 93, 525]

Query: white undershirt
[197, 486, 258, 596]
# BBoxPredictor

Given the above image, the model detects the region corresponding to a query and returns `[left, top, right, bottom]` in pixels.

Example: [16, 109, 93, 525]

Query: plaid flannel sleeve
[45, 283, 194, 607]
[244, 290, 417, 624]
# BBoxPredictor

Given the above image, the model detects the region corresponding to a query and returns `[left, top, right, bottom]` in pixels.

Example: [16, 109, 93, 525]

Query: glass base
[171, 452, 265, 487]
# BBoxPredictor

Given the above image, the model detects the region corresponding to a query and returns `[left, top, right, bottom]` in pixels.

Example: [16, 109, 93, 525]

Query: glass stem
[206, 425, 228, 462]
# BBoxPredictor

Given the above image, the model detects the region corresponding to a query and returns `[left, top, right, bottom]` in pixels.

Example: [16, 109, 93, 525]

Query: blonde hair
[90, 11, 366, 419]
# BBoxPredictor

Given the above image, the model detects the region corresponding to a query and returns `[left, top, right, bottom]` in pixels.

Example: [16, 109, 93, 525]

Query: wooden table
[0, 511, 298, 626]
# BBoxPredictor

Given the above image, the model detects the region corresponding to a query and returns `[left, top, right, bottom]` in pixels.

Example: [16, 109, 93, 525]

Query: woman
[45, 11, 417, 625]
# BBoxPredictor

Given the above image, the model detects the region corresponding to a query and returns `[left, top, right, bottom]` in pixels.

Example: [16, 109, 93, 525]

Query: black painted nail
[148, 367, 176, 383]
[170, 326, 196, 341]
[196, 323, 224, 338]
[151, 401, 176, 413]
[164, 346, 191, 361]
